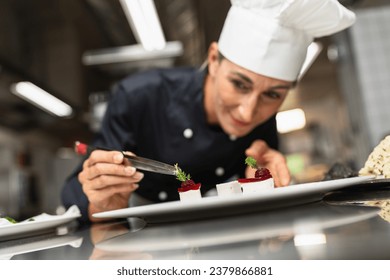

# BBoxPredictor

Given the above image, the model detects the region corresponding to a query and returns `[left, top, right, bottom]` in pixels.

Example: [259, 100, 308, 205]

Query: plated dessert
[175, 164, 202, 202]
[216, 180, 242, 197]
[216, 157, 275, 196]
[238, 157, 274, 194]
[174, 157, 276, 201]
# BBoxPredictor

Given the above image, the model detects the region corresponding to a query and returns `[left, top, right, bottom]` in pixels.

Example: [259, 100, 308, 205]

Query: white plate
[93, 176, 375, 223]
[0, 206, 81, 240]
[0, 235, 83, 260]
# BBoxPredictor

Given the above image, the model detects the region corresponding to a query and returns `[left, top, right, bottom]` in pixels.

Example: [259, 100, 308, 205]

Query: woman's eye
[230, 79, 251, 92]
[263, 91, 281, 100]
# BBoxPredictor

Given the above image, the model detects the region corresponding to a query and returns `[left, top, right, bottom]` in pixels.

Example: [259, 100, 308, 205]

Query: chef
[62, 0, 356, 222]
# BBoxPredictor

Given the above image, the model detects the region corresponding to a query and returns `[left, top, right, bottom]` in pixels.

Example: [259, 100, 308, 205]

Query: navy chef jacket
[61, 67, 279, 222]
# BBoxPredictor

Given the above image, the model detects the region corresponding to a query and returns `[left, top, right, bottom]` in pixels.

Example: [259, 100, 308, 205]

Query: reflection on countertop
[325, 179, 390, 224]
[94, 202, 380, 260]
[4, 179, 390, 260]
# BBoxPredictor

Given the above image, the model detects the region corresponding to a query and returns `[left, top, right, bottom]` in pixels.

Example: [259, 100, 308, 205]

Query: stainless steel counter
[2, 182, 390, 260]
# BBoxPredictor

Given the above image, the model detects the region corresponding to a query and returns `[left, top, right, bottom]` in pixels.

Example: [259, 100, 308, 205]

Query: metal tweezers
[75, 141, 177, 176]
[122, 152, 177, 176]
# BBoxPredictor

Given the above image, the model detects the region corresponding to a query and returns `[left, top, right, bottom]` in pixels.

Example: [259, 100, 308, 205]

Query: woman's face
[205, 43, 293, 138]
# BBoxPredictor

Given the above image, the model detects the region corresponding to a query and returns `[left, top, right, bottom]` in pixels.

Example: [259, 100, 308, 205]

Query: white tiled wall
[350, 6, 390, 147]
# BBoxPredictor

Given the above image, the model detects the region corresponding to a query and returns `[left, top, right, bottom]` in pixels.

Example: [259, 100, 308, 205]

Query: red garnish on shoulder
[74, 141, 88, 155]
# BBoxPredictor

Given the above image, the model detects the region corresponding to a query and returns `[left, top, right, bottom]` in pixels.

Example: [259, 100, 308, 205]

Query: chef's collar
[218, 0, 356, 82]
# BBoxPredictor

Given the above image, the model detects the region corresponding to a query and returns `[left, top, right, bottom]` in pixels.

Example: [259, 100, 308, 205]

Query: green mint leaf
[245, 156, 258, 169]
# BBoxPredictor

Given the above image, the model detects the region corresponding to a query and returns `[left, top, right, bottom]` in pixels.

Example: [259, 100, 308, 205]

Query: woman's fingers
[87, 150, 125, 166]
[86, 163, 137, 180]
[79, 150, 144, 189]
[77, 149, 144, 219]
[245, 140, 268, 158]
[274, 161, 290, 187]
[245, 139, 291, 187]
[82, 172, 144, 191]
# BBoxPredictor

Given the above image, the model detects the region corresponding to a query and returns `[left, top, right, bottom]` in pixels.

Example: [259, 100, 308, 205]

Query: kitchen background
[0, 0, 389, 220]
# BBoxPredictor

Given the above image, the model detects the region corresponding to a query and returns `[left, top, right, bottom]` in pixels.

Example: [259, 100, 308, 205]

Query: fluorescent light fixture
[82, 41, 183, 65]
[276, 108, 306, 134]
[298, 42, 323, 80]
[10, 81, 73, 117]
[120, 0, 166, 51]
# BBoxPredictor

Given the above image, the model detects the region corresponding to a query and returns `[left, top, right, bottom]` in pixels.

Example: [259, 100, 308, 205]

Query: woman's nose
[238, 95, 257, 122]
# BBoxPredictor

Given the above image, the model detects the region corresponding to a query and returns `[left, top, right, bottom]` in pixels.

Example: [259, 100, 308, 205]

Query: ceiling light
[119, 0, 166, 51]
[298, 42, 323, 80]
[276, 108, 306, 134]
[82, 41, 183, 65]
[10, 81, 73, 117]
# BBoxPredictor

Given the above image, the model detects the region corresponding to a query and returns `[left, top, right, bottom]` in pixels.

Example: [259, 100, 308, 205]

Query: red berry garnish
[178, 181, 201, 192]
[255, 168, 272, 180]
[239, 157, 273, 183]
[175, 164, 201, 192]
[181, 179, 195, 188]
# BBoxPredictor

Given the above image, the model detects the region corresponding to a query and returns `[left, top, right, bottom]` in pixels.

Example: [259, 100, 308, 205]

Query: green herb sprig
[4, 216, 18, 224]
[245, 156, 258, 169]
[174, 163, 191, 182]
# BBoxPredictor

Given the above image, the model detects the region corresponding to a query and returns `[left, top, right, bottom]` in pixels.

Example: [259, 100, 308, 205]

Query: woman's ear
[207, 42, 220, 77]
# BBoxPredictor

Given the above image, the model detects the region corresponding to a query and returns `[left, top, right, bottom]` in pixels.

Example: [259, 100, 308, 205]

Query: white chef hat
[218, 0, 356, 81]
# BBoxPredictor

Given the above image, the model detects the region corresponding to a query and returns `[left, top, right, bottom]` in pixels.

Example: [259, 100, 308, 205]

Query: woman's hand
[78, 150, 144, 222]
[245, 140, 290, 187]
